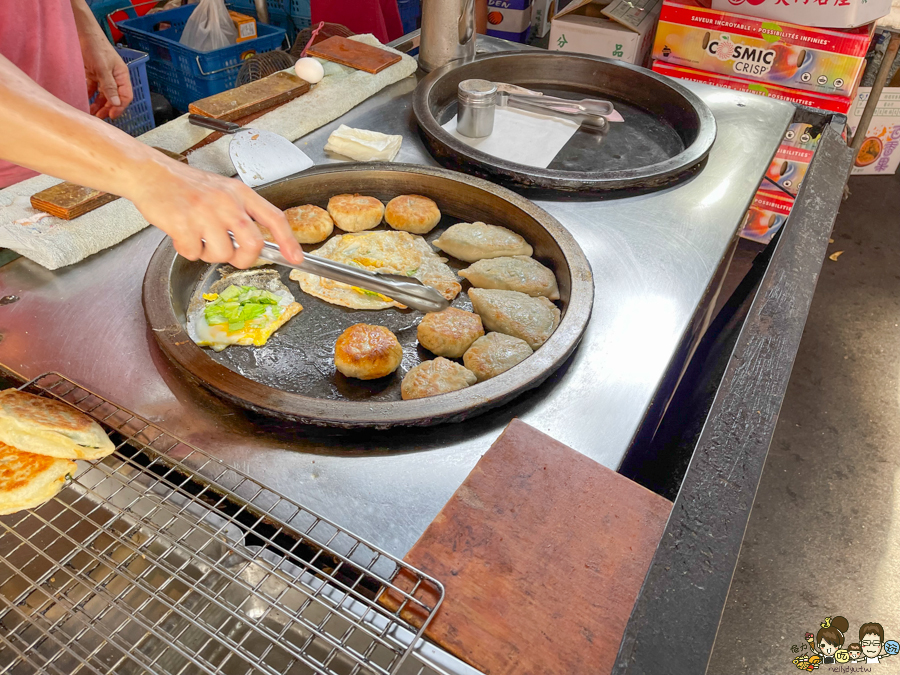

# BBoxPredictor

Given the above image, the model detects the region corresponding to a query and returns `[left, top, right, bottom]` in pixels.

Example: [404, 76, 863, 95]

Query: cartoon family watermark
[791, 617, 899, 671]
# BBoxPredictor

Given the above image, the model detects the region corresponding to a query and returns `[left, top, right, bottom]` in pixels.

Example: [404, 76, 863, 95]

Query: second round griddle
[414, 51, 717, 195]
[143, 163, 594, 428]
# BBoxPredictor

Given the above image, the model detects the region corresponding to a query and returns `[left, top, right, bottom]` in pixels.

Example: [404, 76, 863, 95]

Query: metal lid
[458, 78, 497, 105]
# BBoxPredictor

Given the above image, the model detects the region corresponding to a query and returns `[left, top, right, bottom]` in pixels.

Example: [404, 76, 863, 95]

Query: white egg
[294, 57, 325, 84]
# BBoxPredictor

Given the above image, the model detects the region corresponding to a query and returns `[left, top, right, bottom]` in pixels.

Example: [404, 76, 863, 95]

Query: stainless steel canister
[419, 0, 476, 73]
[457, 79, 496, 138]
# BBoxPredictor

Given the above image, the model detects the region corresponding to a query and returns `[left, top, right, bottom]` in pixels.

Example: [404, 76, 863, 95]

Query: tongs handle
[230, 235, 450, 314]
[500, 92, 615, 117]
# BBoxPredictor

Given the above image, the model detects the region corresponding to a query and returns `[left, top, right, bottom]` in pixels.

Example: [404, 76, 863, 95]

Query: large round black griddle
[143, 163, 594, 429]
[413, 51, 717, 194]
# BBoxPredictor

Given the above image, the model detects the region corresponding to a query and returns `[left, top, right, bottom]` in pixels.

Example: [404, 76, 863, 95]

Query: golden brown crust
[0, 390, 114, 460]
[384, 195, 442, 234]
[327, 194, 385, 232]
[0, 441, 76, 515]
[283, 205, 334, 244]
[0, 390, 87, 434]
[334, 324, 403, 380]
[417, 308, 484, 358]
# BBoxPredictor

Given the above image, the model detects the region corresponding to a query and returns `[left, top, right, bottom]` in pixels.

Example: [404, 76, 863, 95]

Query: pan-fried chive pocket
[432, 222, 533, 263]
[469, 288, 560, 350]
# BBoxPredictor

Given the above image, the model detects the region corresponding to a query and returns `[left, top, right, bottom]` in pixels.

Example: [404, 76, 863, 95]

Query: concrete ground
[707, 171, 900, 672]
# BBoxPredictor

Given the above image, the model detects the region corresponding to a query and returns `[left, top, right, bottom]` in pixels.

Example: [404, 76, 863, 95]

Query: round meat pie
[334, 324, 403, 380]
[384, 195, 442, 234]
[282, 204, 334, 244]
[327, 194, 385, 232]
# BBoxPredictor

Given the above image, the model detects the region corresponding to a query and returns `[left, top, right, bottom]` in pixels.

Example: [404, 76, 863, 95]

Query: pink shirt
[0, 0, 90, 187]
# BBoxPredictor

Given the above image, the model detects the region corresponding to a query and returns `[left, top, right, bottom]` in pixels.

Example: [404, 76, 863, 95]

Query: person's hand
[131, 159, 304, 269]
[70, 0, 132, 118]
[81, 32, 133, 120]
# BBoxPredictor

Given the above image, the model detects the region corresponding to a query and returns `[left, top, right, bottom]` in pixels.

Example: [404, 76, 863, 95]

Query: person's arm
[70, 0, 133, 119]
[0, 54, 302, 269]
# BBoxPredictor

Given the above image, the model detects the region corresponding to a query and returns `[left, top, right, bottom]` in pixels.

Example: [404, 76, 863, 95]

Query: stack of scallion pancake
[0, 389, 114, 515]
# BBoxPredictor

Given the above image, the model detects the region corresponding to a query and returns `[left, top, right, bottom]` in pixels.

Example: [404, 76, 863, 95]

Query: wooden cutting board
[307, 36, 401, 74]
[30, 148, 187, 220]
[188, 72, 310, 121]
[382, 420, 672, 675]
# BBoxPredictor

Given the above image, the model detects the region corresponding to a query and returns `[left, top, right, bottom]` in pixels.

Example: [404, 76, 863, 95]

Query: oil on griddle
[541, 88, 685, 174]
[190, 211, 512, 403]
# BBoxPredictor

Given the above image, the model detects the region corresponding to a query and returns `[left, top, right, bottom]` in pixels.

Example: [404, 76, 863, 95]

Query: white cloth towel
[0, 35, 417, 270]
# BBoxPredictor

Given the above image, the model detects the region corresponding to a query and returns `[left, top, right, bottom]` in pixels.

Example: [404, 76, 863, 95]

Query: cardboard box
[652, 0, 871, 97]
[739, 189, 793, 244]
[651, 61, 853, 113]
[228, 11, 257, 43]
[550, 0, 662, 65]
[848, 87, 900, 175]
[710, 0, 889, 30]
[487, 0, 533, 43]
[531, 0, 558, 37]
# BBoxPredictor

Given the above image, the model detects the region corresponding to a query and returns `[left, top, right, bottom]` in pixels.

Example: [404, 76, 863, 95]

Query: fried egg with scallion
[289, 230, 461, 310]
[187, 269, 302, 352]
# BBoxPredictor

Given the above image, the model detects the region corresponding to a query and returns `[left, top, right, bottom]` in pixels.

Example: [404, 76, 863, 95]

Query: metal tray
[0, 373, 446, 675]
[143, 163, 593, 429]
[413, 51, 717, 194]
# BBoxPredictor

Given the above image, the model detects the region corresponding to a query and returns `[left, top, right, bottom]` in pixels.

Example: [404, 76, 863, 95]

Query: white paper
[442, 107, 580, 169]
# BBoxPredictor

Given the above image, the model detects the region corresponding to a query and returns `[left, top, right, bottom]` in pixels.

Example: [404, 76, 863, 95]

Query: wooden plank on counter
[30, 148, 187, 220]
[382, 419, 672, 675]
[307, 36, 401, 74]
[188, 72, 310, 122]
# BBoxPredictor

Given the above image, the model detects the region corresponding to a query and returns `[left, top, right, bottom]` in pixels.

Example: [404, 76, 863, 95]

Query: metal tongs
[235, 235, 450, 314]
[495, 83, 613, 130]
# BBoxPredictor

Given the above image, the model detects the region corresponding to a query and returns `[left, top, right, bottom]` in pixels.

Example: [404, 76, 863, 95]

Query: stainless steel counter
[0, 72, 792, 557]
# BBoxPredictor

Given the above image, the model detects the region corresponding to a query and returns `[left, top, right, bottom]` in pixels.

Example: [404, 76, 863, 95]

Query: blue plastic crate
[117, 4, 287, 111]
[397, 0, 420, 34]
[104, 47, 155, 136]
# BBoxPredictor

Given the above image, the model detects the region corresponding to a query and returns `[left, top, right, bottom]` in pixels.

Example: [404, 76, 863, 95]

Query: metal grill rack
[0, 373, 445, 675]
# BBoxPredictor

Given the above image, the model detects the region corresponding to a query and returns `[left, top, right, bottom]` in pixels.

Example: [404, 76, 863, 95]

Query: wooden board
[30, 148, 187, 220]
[188, 71, 310, 122]
[307, 36, 401, 74]
[30, 185, 118, 220]
[382, 419, 672, 675]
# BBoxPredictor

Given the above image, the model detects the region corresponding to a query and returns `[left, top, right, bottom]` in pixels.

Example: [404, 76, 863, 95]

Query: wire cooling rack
[0, 373, 445, 675]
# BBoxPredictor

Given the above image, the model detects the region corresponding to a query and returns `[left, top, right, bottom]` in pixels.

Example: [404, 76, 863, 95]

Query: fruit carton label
[759, 143, 814, 196]
[652, 0, 869, 96]
[740, 189, 793, 244]
[849, 88, 900, 175]
[710, 0, 890, 31]
[487, 0, 534, 42]
[651, 61, 852, 112]
[851, 121, 900, 174]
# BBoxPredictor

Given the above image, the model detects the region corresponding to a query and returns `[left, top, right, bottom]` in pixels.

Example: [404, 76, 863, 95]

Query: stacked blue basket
[227, 0, 311, 40]
[397, 0, 421, 34]
[117, 4, 287, 112]
[104, 47, 155, 137]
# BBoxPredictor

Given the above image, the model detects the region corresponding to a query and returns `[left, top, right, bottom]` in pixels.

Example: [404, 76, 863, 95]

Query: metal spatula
[188, 114, 315, 187]
[234, 236, 450, 314]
